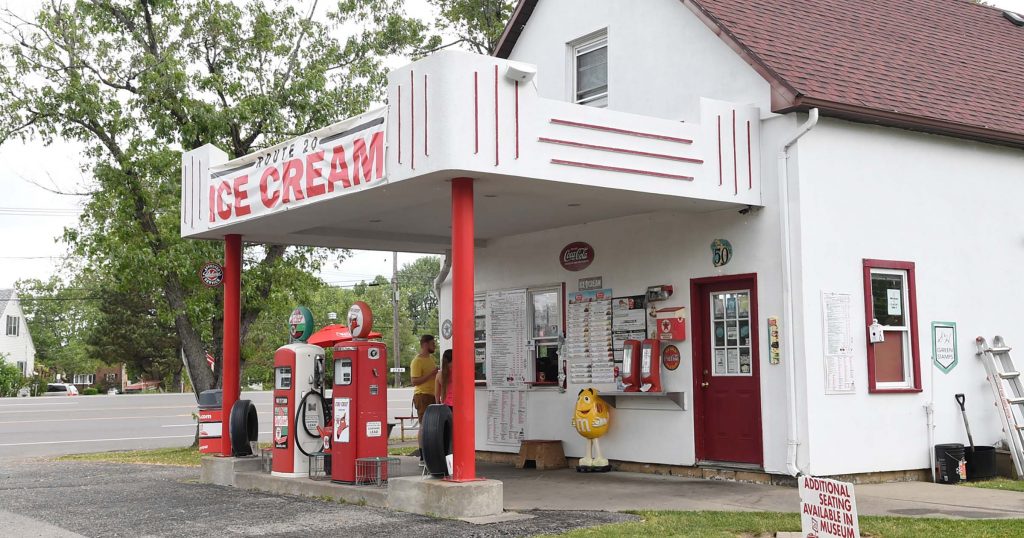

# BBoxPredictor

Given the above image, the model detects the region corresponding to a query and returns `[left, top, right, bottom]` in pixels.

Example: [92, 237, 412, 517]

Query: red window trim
[862, 259, 922, 393]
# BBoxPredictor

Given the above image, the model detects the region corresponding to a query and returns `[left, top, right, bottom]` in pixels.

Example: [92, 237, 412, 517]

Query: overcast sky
[2, 0, 1023, 289]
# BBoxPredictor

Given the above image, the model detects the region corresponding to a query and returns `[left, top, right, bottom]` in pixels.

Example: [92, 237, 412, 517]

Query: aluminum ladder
[975, 336, 1024, 478]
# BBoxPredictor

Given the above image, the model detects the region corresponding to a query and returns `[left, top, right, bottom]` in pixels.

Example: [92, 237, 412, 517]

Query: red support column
[451, 178, 476, 480]
[221, 234, 242, 456]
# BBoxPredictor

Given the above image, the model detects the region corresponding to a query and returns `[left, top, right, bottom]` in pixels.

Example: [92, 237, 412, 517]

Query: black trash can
[966, 446, 997, 480]
[935, 443, 966, 484]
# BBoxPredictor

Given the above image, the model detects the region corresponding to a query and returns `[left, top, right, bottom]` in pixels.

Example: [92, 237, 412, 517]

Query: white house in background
[0, 289, 36, 376]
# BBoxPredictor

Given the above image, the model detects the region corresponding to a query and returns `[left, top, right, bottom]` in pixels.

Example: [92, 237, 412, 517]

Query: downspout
[433, 249, 452, 299]
[779, 108, 818, 477]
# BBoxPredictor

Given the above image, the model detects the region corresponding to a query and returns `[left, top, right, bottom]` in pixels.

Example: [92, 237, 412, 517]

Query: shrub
[82, 387, 99, 395]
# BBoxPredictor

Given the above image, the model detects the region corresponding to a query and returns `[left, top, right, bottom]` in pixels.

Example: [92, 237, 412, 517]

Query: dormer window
[572, 32, 607, 107]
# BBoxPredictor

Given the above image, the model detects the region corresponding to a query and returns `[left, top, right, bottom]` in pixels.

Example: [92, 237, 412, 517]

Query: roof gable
[0, 289, 12, 317]
[495, 0, 1024, 148]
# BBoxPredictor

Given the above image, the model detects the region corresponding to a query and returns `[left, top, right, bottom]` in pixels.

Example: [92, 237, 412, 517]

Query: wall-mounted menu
[486, 388, 527, 446]
[565, 288, 614, 386]
[486, 289, 529, 388]
[612, 295, 648, 351]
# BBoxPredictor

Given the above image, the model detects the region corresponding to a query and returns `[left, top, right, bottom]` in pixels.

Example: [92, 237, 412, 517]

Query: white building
[0, 289, 36, 377]
[183, 0, 1024, 482]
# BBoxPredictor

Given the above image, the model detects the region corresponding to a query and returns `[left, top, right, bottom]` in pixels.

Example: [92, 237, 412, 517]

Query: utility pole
[392, 251, 401, 388]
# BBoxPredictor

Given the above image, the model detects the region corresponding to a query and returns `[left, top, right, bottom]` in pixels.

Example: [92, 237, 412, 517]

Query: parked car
[43, 383, 79, 397]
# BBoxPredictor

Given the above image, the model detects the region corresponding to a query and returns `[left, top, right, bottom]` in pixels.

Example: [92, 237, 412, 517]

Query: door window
[710, 290, 752, 376]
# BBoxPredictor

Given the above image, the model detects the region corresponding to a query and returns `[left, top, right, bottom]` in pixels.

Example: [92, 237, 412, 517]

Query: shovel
[954, 393, 975, 452]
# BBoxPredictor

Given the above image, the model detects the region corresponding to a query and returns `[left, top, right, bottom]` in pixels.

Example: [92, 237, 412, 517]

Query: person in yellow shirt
[409, 334, 438, 426]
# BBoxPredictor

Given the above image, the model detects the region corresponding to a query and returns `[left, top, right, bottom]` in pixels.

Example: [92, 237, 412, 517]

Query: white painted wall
[506, 0, 772, 122]
[0, 292, 35, 376]
[793, 118, 1024, 476]
[439, 113, 798, 473]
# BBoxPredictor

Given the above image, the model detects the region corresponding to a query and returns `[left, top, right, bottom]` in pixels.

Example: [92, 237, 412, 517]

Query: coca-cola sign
[560, 242, 594, 272]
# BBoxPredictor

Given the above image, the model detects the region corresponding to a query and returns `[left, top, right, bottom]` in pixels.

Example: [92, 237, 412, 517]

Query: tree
[428, 0, 516, 54]
[398, 256, 441, 336]
[0, 0, 431, 398]
[0, 361, 26, 397]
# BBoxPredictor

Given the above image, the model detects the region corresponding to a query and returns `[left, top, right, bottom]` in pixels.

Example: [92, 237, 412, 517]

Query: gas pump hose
[294, 389, 328, 457]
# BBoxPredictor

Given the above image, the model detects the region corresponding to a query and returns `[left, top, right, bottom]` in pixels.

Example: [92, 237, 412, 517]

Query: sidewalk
[479, 462, 1024, 519]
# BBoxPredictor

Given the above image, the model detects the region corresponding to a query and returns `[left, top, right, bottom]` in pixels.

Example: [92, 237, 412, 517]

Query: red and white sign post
[799, 476, 860, 538]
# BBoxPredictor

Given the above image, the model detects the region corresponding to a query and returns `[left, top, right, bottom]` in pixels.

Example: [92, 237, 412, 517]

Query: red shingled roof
[495, 0, 1024, 147]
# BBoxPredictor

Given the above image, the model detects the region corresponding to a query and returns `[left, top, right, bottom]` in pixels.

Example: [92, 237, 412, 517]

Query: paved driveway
[0, 459, 631, 537]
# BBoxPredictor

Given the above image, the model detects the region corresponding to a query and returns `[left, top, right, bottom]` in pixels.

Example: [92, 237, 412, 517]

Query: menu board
[486, 289, 529, 389]
[612, 295, 648, 351]
[565, 288, 614, 386]
[486, 388, 527, 445]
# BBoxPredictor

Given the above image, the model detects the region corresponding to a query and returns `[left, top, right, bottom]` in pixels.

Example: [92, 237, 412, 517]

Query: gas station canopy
[181, 51, 762, 251]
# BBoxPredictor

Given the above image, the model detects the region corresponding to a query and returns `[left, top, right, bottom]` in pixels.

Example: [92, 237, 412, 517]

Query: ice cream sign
[206, 108, 386, 226]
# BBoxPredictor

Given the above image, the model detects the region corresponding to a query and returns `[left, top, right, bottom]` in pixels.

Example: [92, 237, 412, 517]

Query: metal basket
[308, 452, 331, 481]
[260, 448, 273, 473]
[355, 456, 400, 487]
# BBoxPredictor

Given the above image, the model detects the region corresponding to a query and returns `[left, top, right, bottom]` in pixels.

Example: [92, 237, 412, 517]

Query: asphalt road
[0, 388, 417, 461]
[0, 459, 632, 537]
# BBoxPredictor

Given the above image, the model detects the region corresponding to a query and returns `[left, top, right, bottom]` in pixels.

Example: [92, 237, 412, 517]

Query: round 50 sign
[560, 242, 594, 272]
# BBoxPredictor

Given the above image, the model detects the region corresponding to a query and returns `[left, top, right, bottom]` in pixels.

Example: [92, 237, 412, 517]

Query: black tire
[421, 404, 453, 477]
[229, 399, 258, 456]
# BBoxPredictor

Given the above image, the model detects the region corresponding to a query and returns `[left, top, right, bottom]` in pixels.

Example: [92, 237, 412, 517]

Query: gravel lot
[0, 459, 633, 537]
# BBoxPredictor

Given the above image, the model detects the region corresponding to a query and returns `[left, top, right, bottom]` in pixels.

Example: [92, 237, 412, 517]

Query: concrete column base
[388, 476, 503, 518]
[200, 455, 261, 487]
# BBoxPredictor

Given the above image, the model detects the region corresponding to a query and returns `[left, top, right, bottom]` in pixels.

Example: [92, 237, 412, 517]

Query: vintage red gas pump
[621, 340, 642, 392]
[271, 307, 328, 478]
[331, 301, 389, 483]
[640, 339, 662, 392]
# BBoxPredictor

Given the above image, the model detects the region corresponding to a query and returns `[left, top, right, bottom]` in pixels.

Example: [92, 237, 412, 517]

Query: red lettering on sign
[305, 150, 326, 197]
[208, 185, 216, 222]
[233, 175, 251, 217]
[351, 132, 384, 185]
[216, 182, 232, 221]
[260, 167, 281, 208]
[281, 158, 305, 203]
[327, 146, 350, 191]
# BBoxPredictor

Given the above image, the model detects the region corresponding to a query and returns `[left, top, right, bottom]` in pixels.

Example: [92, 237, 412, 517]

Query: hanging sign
[578, 276, 603, 291]
[206, 107, 387, 228]
[199, 261, 224, 287]
[931, 321, 958, 373]
[560, 242, 595, 271]
[799, 476, 860, 538]
[662, 345, 681, 371]
[767, 316, 781, 365]
[711, 239, 733, 267]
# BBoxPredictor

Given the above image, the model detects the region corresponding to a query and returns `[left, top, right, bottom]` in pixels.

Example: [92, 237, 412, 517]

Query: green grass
[553, 511, 1024, 538]
[387, 444, 419, 456]
[962, 477, 1024, 493]
[57, 446, 202, 467]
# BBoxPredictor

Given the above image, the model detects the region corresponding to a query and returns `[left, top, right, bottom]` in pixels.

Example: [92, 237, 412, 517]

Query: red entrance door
[691, 274, 763, 466]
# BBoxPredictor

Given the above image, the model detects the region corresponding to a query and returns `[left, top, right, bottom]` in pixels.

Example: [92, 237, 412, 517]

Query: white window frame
[528, 285, 564, 385]
[73, 373, 95, 385]
[6, 315, 18, 336]
[870, 267, 914, 390]
[571, 31, 608, 107]
[709, 288, 754, 377]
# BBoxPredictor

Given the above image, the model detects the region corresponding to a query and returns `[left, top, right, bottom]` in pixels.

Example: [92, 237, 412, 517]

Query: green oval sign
[288, 306, 314, 342]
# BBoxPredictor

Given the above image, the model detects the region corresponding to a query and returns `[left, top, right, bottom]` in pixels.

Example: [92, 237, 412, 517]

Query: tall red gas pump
[271, 307, 328, 478]
[331, 301, 389, 483]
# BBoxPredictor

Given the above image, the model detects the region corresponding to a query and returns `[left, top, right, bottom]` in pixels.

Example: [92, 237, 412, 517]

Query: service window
[863, 260, 921, 392]
[572, 32, 607, 107]
[529, 287, 563, 384]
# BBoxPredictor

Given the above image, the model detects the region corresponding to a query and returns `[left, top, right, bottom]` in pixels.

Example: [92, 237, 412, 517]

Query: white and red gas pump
[621, 340, 642, 392]
[271, 306, 328, 478]
[331, 301, 389, 483]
